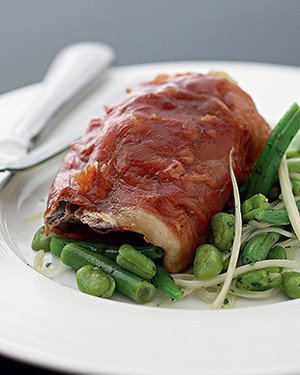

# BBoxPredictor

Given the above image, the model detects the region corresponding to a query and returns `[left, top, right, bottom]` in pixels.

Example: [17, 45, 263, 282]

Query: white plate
[1, 61, 300, 375]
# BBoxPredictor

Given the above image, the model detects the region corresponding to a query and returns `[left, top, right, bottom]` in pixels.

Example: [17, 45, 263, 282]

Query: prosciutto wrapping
[44, 72, 270, 273]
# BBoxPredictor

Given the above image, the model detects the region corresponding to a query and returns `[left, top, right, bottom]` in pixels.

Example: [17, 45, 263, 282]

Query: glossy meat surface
[45, 72, 270, 273]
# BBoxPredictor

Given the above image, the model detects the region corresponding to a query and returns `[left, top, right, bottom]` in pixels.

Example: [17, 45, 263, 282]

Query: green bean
[31, 226, 55, 252]
[60, 243, 156, 304]
[266, 245, 287, 273]
[253, 200, 300, 225]
[49, 235, 163, 260]
[282, 272, 300, 299]
[116, 244, 157, 280]
[236, 269, 282, 291]
[90, 247, 119, 260]
[241, 103, 300, 199]
[210, 213, 235, 251]
[193, 244, 223, 280]
[222, 256, 230, 272]
[76, 265, 115, 298]
[136, 245, 164, 260]
[152, 265, 184, 301]
[242, 193, 271, 222]
[286, 130, 300, 158]
[50, 236, 73, 257]
[241, 232, 281, 265]
[50, 236, 119, 258]
[254, 208, 289, 225]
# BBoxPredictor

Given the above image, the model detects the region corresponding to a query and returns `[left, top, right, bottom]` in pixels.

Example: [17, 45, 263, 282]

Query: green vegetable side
[32, 227, 182, 304]
[31, 104, 300, 307]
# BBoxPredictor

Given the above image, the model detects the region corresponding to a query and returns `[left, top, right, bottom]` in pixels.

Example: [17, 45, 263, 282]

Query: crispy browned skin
[44, 72, 270, 273]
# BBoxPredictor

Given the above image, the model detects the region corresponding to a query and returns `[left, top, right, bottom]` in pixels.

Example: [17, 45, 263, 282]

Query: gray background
[1, 0, 300, 95]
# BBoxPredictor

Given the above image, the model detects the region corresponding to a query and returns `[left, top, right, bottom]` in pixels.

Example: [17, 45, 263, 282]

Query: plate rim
[1, 60, 300, 375]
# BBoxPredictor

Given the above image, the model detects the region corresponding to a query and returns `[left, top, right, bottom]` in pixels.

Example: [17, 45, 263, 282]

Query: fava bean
[282, 272, 300, 299]
[267, 245, 287, 260]
[61, 243, 156, 304]
[211, 212, 235, 252]
[76, 265, 115, 298]
[236, 269, 282, 291]
[193, 244, 223, 280]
